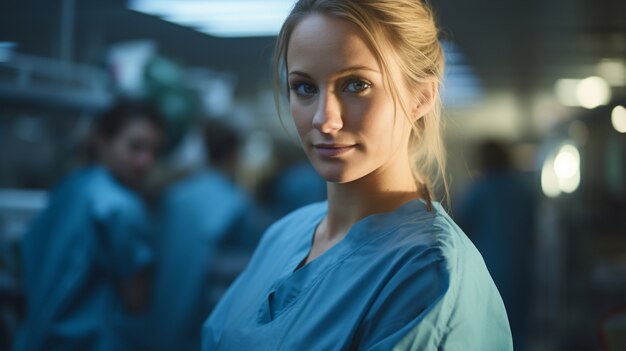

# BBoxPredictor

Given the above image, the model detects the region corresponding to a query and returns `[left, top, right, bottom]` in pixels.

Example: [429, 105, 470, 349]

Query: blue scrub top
[14, 166, 153, 351]
[202, 200, 512, 350]
[145, 169, 260, 351]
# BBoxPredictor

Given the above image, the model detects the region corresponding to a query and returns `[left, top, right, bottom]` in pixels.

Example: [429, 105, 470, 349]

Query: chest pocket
[257, 265, 320, 323]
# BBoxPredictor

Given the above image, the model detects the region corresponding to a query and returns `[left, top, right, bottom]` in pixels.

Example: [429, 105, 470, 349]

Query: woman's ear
[412, 80, 437, 121]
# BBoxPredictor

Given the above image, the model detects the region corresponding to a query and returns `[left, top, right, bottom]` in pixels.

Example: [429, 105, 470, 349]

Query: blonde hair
[274, 0, 447, 209]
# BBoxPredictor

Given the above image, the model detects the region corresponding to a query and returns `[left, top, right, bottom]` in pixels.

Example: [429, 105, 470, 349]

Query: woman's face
[287, 13, 414, 184]
[99, 117, 162, 188]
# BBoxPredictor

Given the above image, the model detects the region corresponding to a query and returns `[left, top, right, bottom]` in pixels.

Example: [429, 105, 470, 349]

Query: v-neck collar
[258, 199, 437, 323]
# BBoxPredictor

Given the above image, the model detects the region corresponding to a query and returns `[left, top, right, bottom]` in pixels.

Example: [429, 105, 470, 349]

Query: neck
[322, 159, 419, 242]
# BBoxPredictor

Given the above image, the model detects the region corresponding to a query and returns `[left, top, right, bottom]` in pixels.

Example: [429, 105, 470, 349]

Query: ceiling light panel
[129, 0, 294, 37]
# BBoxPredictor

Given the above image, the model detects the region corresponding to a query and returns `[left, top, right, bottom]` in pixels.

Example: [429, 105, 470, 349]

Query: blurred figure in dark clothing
[268, 159, 326, 221]
[456, 140, 536, 351]
[144, 118, 267, 351]
[259, 140, 327, 222]
[14, 100, 164, 351]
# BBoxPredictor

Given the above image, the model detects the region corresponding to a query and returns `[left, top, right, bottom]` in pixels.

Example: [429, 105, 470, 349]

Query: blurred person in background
[13, 100, 164, 351]
[455, 140, 536, 351]
[260, 139, 327, 222]
[270, 159, 326, 219]
[202, 0, 512, 350]
[144, 118, 267, 351]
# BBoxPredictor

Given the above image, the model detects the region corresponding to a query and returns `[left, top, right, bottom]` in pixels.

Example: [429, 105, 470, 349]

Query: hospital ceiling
[0, 0, 625, 100]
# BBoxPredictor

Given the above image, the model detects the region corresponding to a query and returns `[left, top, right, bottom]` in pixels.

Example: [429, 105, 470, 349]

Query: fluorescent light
[131, 0, 290, 16]
[198, 24, 282, 38]
[165, 12, 287, 26]
[129, 0, 294, 37]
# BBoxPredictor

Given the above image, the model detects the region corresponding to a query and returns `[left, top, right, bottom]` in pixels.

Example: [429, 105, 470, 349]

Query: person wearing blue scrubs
[14, 101, 164, 351]
[145, 119, 267, 351]
[202, 1, 513, 350]
[456, 141, 536, 350]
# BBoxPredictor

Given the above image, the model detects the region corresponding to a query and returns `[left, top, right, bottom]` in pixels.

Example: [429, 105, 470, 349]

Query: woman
[15, 101, 164, 351]
[203, 1, 512, 350]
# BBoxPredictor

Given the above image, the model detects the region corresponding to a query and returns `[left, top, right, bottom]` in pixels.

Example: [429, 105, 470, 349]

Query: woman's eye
[290, 82, 318, 96]
[344, 80, 371, 93]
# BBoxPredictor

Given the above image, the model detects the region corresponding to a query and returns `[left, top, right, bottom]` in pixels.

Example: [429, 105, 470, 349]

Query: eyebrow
[288, 65, 381, 78]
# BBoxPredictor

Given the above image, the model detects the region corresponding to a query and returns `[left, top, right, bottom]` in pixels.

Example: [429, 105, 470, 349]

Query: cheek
[360, 101, 411, 154]
[290, 103, 312, 136]
[356, 99, 395, 134]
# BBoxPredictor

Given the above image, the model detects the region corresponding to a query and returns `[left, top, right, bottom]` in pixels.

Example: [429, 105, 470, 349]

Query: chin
[314, 166, 362, 184]
[306, 151, 369, 184]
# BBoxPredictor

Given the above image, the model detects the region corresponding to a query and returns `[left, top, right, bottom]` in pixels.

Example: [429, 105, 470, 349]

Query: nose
[312, 90, 343, 134]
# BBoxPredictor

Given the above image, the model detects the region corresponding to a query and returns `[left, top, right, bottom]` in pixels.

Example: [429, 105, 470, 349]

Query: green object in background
[143, 56, 200, 152]
[144, 56, 185, 91]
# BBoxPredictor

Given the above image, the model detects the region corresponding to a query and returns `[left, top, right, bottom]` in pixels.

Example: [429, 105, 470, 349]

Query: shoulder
[413, 203, 493, 290]
[373, 202, 469, 283]
[367, 202, 470, 268]
[349, 203, 463, 349]
[83, 167, 147, 221]
[379, 203, 512, 349]
[365, 201, 497, 314]
[47, 167, 136, 207]
[422, 205, 512, 348]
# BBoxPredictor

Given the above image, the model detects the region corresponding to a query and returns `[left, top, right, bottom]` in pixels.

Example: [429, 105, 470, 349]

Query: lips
[313, 143, 356, 157]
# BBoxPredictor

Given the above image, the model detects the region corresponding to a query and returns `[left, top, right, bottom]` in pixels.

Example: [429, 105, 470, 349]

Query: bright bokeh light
[611, 105, 626, 133]
[554, 144, 581, 193]
[542, 143, 582, 197]
[554, 145, 579, 178]
[577, 76, 611, 109]
[541, 157, 561, 198]
[555, 79, 581, 107]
